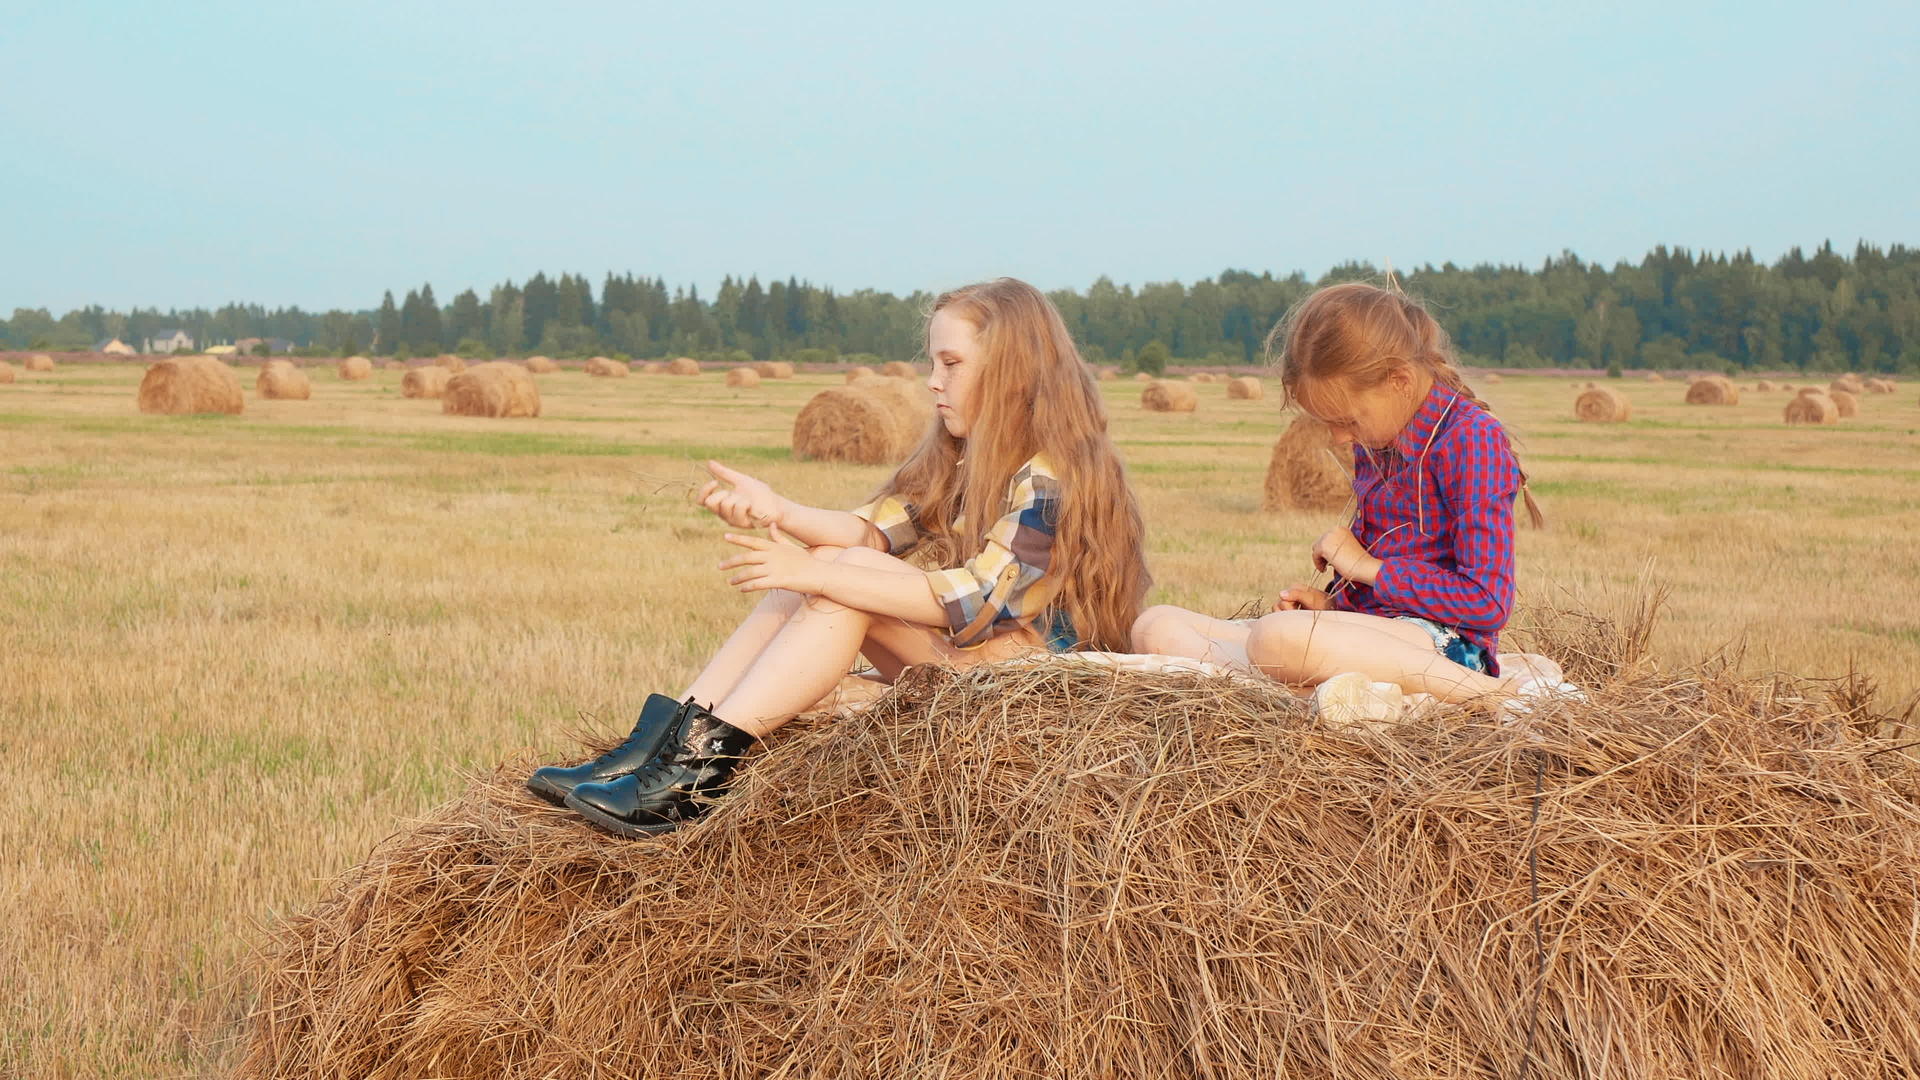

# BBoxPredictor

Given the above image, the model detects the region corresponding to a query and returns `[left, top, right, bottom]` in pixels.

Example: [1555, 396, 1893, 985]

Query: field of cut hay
[1, 362, 1917, 1077]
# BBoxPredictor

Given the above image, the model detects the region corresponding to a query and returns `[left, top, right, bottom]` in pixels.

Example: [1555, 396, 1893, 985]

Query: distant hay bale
[1684, 375, 1739, 405]
[1574, 385, 1631, 422]
[1483, 372, 1503, 384]
[844, 366, 875, 382]
[381, 360, 406, 372]
[0, 361, 14, 383]
[434, 355, 467, 373]
[1645, 371, 1664, 382]
[1133, 372, 1155, 382]
[1226, 376, 1263, 400]
[1779, 383, 1793, 391]
[1755, 379, 1776, 392]
[1191, 372, 1217, 383]
[584, 356, 628, 378]
[136, 355, 243, 415]
[639, 362, 665, 374]
[524, 355, 559, 374]
[1264, 415, 1350, 511]
[753, 361, 795, 379]
[1140, 380, 1197, 413]
[880, 360, 916, 378]
[401, 366, 452, 399]
[791, 375, 933, 465]
[1095, 366, 1118, 381]
[25, 353, 53, 372]
[1829, 389, 1859, 417]
[726, 367, 762, 388]
[669, 357, 701, 376]
[1830, 374, 1865, 395]
[443, 362, 541, 418]
[256, 359, 312, 400]
[337, 355, 372, 380]
[1783, 390, 1839, 425]
[1864, 378, 1895, 394]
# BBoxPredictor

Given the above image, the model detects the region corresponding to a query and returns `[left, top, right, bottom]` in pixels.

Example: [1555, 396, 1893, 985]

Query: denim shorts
[1397, 617, 1491, 674]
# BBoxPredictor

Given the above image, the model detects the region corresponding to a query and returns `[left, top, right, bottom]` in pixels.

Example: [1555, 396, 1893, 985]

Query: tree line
[5, 241, 1915, 373]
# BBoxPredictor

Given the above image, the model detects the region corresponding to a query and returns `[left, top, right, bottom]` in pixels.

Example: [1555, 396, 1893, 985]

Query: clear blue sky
[3, 0, 1914, 313]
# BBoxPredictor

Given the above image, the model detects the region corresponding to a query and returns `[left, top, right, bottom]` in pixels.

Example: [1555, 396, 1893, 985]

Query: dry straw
[725, 367, 762, 388]
[1684, 375, 1739, 405]
[524, 355, 560, 374]
[843, 365, 875, 382]
[256, 359, 312, 400]
[584, 356, 628, 378]
[1829, 388, 1859, 417]
[1140, 380, 1197, 412]
[1830, 374, 1865, 395]
[880, 360, 916, 378]
[401, 366, 452, 399]
[1226, 376, 1264, 400]
[443, 362, 541, 418]
[669, 357, 701, 376]
[237, 606, 1920, 1080]
[435, 355, 468, 373]
[1784, 390, 1839, 425]
[25, 353, 54, 372]
[136, 355, 243, 415]
[1573, 385, 1631, 422]
[791, 374, 932, 465]
[1263, 414, 1350, 511]
[337, 355, 372, 380]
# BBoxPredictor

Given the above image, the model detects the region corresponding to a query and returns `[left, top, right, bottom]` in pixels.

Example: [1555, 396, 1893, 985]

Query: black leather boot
[525, 693, 686, 806]
[563, 701, 758, 837]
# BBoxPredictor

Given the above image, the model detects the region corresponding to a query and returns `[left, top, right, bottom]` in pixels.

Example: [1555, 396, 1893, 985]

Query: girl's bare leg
[680, 545, 846, 706]
[1245, 610, 1514, 704]
[1130, 605, 1257, 670]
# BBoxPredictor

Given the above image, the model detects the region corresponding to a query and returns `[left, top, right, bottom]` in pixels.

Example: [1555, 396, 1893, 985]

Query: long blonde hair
[871, 278, 1149, 650]
[1266, 280, 1544, 527]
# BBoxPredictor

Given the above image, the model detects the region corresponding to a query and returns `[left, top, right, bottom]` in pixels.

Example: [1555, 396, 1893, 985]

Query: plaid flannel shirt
[851, 454, 1063, 649]
[1328, 384, 1521, 674]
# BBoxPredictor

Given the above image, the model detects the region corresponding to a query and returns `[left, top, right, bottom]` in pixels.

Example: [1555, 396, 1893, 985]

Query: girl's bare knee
[1246, 612, 1313, 680]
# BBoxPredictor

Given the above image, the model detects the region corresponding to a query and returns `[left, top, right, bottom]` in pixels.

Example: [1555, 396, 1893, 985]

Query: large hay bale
[726, 367, 762, 388]
[669, 357, 700, 376]
[401, 366, 452, 399]
[843, 365, 875, 382]
[1684, 375, 1739, 405]
[25, 353, 53, 372]
[791, 375, 933, 465]
[443, 361, 541, 418]
[1141, 380, 1197, 412]
[241, 645, 1920, 1080]
[1573, 385, 1631, 422]
[753, 361, 795, 379]
[1830, 374, 1865, 395]
[584, 356, 628, 378]
[1864, 377, 1895, 394]
[1783, 390, 1838, 425]
[879, 360, 916, 378]
[524, 355, 559, 374]
[136, 355, 243, 415]
[336, 355, 372, 380]
[1263, 415, 1350, 511]
[1829, 388, 1859, 417]
[1226, 376, 1264, 400]
[0, 361, 14, 384]
[434, 354, 467, 373]
[256, 359, 312, 400]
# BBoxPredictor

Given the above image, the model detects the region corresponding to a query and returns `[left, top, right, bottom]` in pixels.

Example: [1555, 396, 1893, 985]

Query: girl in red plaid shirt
[1134, 281, 1562, 705]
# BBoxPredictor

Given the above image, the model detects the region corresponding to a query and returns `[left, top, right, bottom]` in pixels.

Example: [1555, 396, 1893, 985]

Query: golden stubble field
[2, 360, 1917, 1076]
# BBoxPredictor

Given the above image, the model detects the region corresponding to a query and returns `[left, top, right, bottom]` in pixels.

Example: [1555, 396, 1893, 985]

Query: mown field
[2, 359, 1917, 1077]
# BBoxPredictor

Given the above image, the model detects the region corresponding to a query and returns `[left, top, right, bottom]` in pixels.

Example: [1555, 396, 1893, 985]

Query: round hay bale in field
[337, 355, 372, 380]
[1754, 379, 1776, 392]
[136, 355, 243, 415]
[1484, 372, 1503, 384]
[381, 360, 406, 372]
[1830, 374, 1865, 395]
[1191, 372, 1217, 383]
[791, 375, 933, 465]
[1141, 380, 1197, 413]
[401, 366, 452, 399]
[844, 365, 875, 382]
[434, 354, 467, 373]
[525, 355, 559, 374]
[25, 353, 54, 372]
[443, 362, 541, 419]
[1574, 385, 1631, 422]
[1133, 372, 1155, 382]
[726, 367, 762, 388]
[1684, 375, 1739, 405]
[639, 362, 665, 374]
[584, 356, 628, 378]
[753, 361, 795, 379]
[1096, 366, 1118, 381]
[1226, 376, 1264, 400]
[0, 361, 14, 383]
[1784, 390, 1839, 425]
[1645, 371, 1664, 382]
[256, 359, 312, 400]
[879, 360, 916, 378]
[1263, 415, 1350, 511]
[668, 357, 701, 376]
[1864, 377, 1895, 394]
[1829, 389, 1859, 417]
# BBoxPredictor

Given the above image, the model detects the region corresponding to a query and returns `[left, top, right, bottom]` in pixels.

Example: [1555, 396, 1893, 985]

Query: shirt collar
[1392, 381, 1462, 460]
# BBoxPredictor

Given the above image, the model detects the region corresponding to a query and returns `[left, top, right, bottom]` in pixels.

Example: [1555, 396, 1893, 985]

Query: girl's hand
[696, 460, 787, 530]
[1272, 584, 1332, 612]
[1311, 527, 1380, 583]
[719, 525, 827, 595]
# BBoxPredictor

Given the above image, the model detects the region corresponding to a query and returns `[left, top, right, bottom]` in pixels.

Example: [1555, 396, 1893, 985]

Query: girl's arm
[719, 528, 950, 625]
[699, 461, 884, 549]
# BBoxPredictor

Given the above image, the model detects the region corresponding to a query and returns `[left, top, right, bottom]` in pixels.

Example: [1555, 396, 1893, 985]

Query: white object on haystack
[1311, 672, 1404, 732]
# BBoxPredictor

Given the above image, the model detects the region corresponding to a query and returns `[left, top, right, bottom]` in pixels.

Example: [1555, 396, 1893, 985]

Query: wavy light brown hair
[1266, 280, 1544, 527]
[871, 278, 1149, 650]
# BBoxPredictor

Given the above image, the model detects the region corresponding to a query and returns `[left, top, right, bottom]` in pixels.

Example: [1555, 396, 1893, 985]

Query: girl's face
[926, 308, 985, 439]
[1298, 366, 1428, 450]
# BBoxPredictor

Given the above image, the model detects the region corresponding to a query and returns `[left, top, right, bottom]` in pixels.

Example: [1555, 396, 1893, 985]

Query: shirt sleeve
[1367, 421, 1520, 635]
[922, 462, 1061, 649]
[849, 494, 921, 556]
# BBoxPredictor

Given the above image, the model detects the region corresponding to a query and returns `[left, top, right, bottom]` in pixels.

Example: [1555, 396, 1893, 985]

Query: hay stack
[1133, 372, 1155, 382]
[880, 360, 916, 378]
[668, 357, 700, 376]
[1484, 372, 1503, 384]
[1573, 385, 1631, 422]
[381, 360, 406, 372]
[843, 365, 875, 382]
[1645, 371, 1664, 382]
[525, 355, 559, 374]
[0, 361, 14, 384]
[25, 353, 54, 372]
[639, 362, 665, 374]
[1830, 374, 1865, 395]
[442, 362, 541, 418]
[1191, 372, 1217, 383]
[1684, 375, 1739, 405]
[753, 361, 794, 379]
[1753, 379, 1776, 392]
[336, 355, 372, 380]
[1829, 389, 1859, 417]
[1263, 415, 1350, 511]
[1226, 376, 1264, 400]
[136, 355, 243, 415]
[1784, 390, 1839, 425]
[1096, 366, 1118, 381]
[726, 367, 762, 388]
[401, 366, 452, 399]
[1865, 377, 1895, 394]
[1141, 380, 1197, 413]
[434, 355, 467, 373]
[584, 356, 627, 378]
[791, 375, 933, 465]
[256, 359, 312, 400]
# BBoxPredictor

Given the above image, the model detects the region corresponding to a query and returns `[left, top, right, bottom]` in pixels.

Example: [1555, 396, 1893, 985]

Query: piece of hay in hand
[791, 375, 933, 465]
[1829, 388, 1858, 417]
[584, 356, 627, 378]
[1783, 390, 1838, 425]
[443, 361, 541, 418]
[401, 366, 452, 399]
[257, 359, 312, 400]
[1574, 385, 1631, 422]
[1226, 376, 1264, 400]
[726, 367, 762, 388]
[1140, 380, 1197, 412]
[669, 357, 700, 376]
[524, 355, 559, 374]
[25, 353, 54, 372]
[337, 356, 372, 380]
[1263, 414, 1350, 510]
[137, 355, 243, 415]
[434, 355, 467, 373]
[1684, 375, 1739, 405]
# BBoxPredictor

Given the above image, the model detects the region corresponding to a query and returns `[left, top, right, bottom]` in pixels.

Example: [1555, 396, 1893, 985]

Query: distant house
[145, 329, 194, 353]
[94, 337, 136, 355]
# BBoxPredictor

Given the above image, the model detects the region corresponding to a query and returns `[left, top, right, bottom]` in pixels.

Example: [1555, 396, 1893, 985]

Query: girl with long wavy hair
[528, 277, 1150, 837]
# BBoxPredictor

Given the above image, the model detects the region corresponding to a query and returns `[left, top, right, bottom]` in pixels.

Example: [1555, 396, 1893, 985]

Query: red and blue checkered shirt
[1328, 383, 1522, 674]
